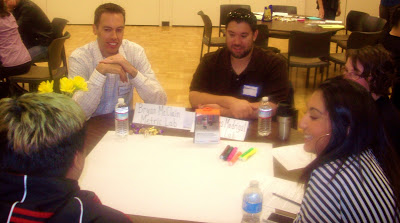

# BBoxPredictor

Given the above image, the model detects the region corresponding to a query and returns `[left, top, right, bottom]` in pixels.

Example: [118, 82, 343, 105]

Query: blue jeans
[28, 45, 48, 63]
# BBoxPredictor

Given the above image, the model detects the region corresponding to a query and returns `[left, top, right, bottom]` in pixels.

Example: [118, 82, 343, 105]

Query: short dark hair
[225, 8, 257, 32]
[346, 45, 395, 97]
[94, 3, 125, 26]
[0, 93, 87, 177]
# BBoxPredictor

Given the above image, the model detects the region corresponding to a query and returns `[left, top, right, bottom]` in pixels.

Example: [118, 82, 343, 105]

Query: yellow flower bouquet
[38, 76, 88, 96]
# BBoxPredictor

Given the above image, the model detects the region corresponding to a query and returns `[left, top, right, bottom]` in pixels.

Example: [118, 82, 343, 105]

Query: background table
[259, 18, 344, 33]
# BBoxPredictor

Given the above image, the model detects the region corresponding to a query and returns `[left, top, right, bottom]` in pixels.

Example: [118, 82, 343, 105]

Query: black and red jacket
[0, 172, 132, 223]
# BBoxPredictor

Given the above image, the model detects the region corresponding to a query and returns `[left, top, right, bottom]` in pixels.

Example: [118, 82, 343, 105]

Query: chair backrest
[48, 31, 71, 78]
[347, 31, 382, 50]
[346, 10, 370, 32]
[271, 5, 297, 15]
[362, 16, 386, 32]
[220, 4, 251, 26]
[254, 24, 269, 49]
[288, 31, 331, 58]
[198, 11, 213, 40]
[51, 18, 69, 39]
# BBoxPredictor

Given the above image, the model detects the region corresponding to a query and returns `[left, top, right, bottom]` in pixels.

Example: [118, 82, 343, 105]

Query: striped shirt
[294, 150, 400, 223]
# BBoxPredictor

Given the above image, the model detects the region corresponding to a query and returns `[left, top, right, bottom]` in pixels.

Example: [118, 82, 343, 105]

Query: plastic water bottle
[242, 180, 263, 223]
[258, 96, 272, 136]
[115, 98, 129, 137]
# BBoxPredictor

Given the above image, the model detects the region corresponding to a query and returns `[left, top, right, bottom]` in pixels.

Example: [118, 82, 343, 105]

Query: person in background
[380, 0, 400, 28]
[189, 8, 289, 119]
[317, 0, 341, 20]
[295, 76, 400, 222]
[69, 3, 166, 119]
[382, 4, 400, 111]
[343, 45, 400, 157]
[4, 0, 53, 63]
[0, 0, 30, 97]
[0, 93, 132, 222]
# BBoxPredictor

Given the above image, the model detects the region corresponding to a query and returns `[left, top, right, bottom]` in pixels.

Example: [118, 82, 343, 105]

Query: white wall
[31, 0, 380, 26]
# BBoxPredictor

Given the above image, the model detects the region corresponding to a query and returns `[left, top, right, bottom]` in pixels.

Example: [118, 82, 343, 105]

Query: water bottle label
[259, 110, 272, 118]
[116, 107, 128, 121]
[243, 201, 262, 214]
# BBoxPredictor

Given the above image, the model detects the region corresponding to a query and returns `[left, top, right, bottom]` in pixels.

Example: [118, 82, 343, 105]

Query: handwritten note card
[133, 103, 186, 129]
[220, 117, 249, 141]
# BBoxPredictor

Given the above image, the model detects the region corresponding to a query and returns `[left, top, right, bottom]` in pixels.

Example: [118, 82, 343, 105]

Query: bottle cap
[261, 96, 269, 102]
[250, 180, 259, 187]
[118, 98, 124, 104]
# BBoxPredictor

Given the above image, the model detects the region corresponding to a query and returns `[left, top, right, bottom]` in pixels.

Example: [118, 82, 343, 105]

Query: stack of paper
[260, 176, 304, 219]
[272, 144, 315, 171]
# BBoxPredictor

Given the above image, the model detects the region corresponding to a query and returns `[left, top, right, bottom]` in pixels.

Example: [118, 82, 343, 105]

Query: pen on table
[241, 148, 257, 161]
[239, 148, 254, 160]
[228, 151, 242, 166]
[219, 145, 230, 160]
[222, 146, 234, 161]
[226, 147, 238, 161]
[272, 193, 301, 206]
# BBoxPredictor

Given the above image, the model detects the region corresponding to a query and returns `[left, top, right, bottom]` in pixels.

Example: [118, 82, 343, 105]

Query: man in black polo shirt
[189, 8, 289, 119]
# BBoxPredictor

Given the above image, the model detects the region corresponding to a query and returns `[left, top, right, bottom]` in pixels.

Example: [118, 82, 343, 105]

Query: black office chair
[281, 31, 332, 88]
[331, 10, 369, 52]
[219, 4, 251, 36]
[254, 24, 280, 53]
[268, 5, 298, 40]
[35, 18, 69, 72]
[362, 16, 386, 32]
[9, 32, 71, 93]
[198, 11, 226, 59]
[330, 31, 383, 69]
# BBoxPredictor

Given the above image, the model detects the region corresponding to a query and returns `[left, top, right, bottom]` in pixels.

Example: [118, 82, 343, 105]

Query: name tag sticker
[242, 85, 258, 97]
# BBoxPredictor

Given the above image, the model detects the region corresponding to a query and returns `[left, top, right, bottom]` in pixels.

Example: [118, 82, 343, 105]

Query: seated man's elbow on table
[189, 91, 260, 120]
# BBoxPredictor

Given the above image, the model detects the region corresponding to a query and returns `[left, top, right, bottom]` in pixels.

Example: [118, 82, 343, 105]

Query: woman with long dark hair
[294, 76, 400, 222]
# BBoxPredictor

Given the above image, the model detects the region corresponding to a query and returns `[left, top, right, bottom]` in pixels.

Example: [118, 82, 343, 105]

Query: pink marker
[226, 147, 238, 161]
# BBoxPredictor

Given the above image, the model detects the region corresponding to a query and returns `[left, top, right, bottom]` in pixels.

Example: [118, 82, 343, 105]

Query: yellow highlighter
[241, 148, 257, 161]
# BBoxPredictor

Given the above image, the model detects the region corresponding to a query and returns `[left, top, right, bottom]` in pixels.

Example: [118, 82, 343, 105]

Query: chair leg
[200, 43, 204, 60]
[306, 68, 310, 88]
[336, 43, 339, 53]
[326, 64, 330, 79]
[313, 68, 318, 88]
[207, 45, 210, 53]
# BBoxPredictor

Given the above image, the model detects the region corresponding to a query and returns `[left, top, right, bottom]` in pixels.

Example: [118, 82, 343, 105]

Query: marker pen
[239, 148, 254, 160]
[222, 146, 234, 161]
[226, 147, 238, 161]
[219, 145, 230, 160]
[241, 148, 257, 161]
[228, 151, 242, 166]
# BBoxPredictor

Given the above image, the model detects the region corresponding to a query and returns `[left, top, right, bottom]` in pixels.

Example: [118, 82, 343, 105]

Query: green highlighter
[239, 148, 254, 161]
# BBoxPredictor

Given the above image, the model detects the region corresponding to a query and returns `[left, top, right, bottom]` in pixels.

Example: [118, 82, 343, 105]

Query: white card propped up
[272, 144, 316, 171]
[133, 103, 187, 129]
[220, 117, 249, 141]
